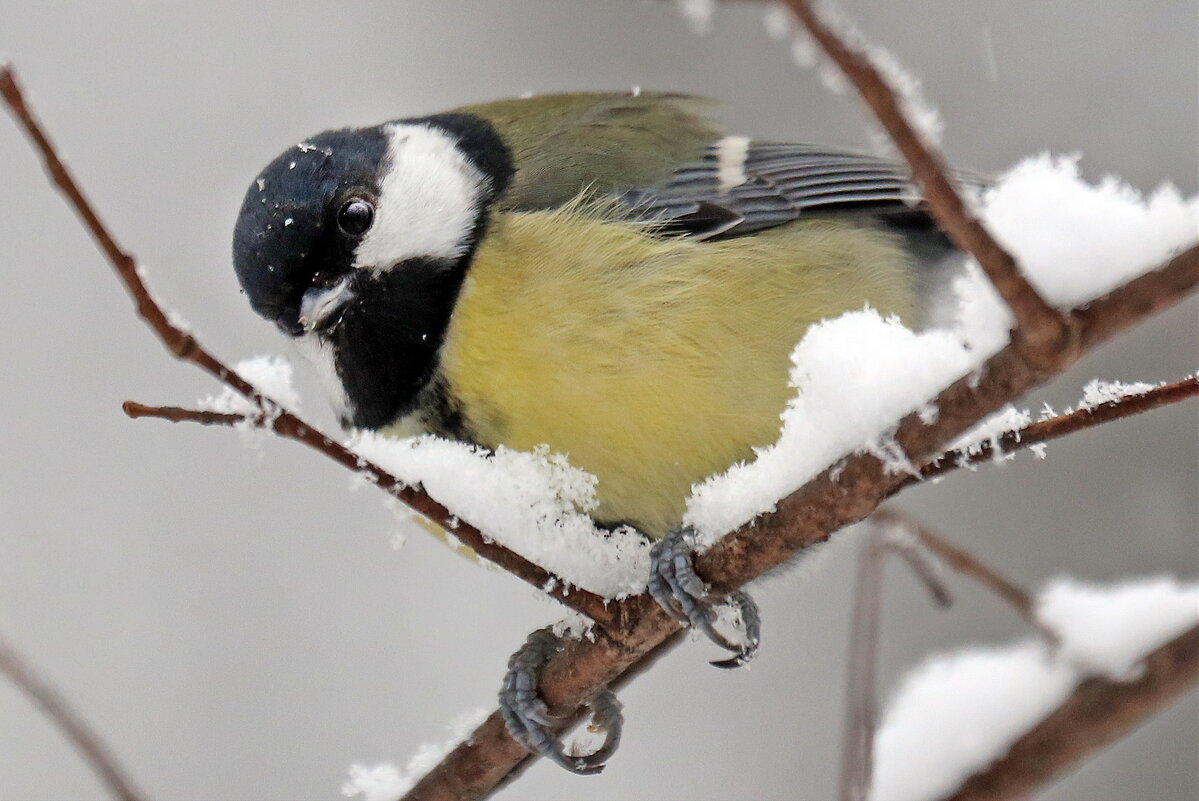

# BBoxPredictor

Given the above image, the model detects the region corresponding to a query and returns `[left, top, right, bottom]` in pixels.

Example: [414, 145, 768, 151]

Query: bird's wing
[454, 92, 722, 211]
[457, 93, 981, 243]
[617, 140, 973, 241]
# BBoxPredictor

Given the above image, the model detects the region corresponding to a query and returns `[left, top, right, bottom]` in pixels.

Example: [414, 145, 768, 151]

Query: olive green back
[454, 92, 721, 210]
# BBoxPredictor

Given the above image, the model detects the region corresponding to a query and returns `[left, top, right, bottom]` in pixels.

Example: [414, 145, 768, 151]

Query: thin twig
[942, 624, 1199, 801]
[0, 634, 148, 801]
[779, 0, 1073, 362]
[122, 402, 246, 426]
[875, 525, 954, 609]
[839, 536, 886, 801]
[0, 64, 612, 627]
[117, 404, 615, 625]
[840, 510, 1045, 801]
[911, 374, 1199, 485]
[871, 508, 1043, 633]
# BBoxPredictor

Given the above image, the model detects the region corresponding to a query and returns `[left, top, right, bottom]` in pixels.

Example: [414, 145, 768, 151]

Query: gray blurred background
[0, 2, 1195, 800]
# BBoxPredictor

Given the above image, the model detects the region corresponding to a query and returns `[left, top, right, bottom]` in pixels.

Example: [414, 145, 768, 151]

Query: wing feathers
[618, 140, 961, 240]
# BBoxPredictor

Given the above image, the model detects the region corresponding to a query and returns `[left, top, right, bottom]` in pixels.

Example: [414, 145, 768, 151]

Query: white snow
[939, 372, 1182, 470]
[947, 404, 1032, 465]
[685, 308, 997, 544]
[197, 354, 301, 416]
[341, 764, 404, 801]
[1037, 575, 1199, 680]
[1078, 377, 1159, 410]
[863, 44, 944, 147]
[331, 156, 1195, 583]
[870, 575, 1199, 801]
[230, 121, 1193, 608]
[871, 641, 1076, 801]
[790, 34, 819, 69]
[342, 708, 491, 801]
[982, 154, 1199, 308]
[348, 435, 651, 599]
[685, 155, 1198, 544]
[778, 1, 944, 145]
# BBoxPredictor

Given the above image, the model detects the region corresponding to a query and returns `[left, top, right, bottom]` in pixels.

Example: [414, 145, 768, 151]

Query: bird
[231, 91, 961, 773]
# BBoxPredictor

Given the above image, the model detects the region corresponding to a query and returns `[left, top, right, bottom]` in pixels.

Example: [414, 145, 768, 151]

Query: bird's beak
[298, 275, 356, 333]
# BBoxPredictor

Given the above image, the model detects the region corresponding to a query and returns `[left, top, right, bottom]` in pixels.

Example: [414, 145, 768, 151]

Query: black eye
[337, 198, 375, 236]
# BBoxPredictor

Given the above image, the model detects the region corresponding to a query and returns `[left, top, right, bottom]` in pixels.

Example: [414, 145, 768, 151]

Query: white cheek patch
[353, 123, 486, 269]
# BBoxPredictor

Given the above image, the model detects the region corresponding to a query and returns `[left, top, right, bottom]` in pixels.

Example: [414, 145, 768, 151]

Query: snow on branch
[910, 374, 1199, 485]
[778, 0, 1072, 360]
[400, 4, 1199, 793]
[873, 577, 1199, 801]
[397, 228, 1198, 800]
[5, 9, 1199, 793]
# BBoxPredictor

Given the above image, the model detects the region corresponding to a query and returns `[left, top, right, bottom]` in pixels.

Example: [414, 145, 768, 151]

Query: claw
[648, 527, 760, 667]
[498, 626, 623, 774]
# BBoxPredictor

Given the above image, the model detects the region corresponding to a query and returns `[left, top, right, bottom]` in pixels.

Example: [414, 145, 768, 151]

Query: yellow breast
[437, 203, 916, 536]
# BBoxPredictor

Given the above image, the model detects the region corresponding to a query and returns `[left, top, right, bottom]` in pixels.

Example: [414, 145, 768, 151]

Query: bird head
[232, 113, 513, 427]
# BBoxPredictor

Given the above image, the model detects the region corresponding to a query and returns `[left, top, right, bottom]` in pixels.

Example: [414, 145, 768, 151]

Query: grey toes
[709, 590, 761, 668]
[648, 527, 761, 667]
[498, 626, 624, 774]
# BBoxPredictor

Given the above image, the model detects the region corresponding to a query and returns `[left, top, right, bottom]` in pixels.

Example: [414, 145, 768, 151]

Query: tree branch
[942, 624, 1199, 801]
[6, 34, 1199, 800]
[122, 402, 247, 426]
[911, 373, 1199, 485]
[870, 509, 1042, 632]
[780, 0, 1073, 364]
[118, 398, 616, 626]
[0, 634, 148, 801]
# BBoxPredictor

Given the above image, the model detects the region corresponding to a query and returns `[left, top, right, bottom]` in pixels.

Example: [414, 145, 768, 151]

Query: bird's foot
[499, 626, 623, 774]
[648, 526, 760, 668]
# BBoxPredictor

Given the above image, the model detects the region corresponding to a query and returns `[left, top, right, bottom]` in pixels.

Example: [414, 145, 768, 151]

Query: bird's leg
[498, 626, 623, 774]
[648, 527, 761, 668]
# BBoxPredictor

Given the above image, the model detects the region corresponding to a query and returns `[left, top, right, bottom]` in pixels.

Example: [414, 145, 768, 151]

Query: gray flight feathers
[618, 140, 987, 242]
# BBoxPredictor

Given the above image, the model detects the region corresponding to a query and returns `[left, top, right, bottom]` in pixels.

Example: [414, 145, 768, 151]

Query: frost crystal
[1078, 378, 1158, 410]
[949, 404, 1032, 460]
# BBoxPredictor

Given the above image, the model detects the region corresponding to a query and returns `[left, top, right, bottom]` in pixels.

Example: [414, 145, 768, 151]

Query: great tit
[232, 91, 957, 772]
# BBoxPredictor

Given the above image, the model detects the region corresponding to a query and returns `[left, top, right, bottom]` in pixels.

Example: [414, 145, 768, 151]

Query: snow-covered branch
[940, 622, 1198, 800]
[778, 0, 1072, 361]
[912, 374, 1199, 485]
[873, 577, 1199, 801]
[399, 243, 1198, 801]
[401, 3, 1199, 793]
[5, 2, 1198, 793]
